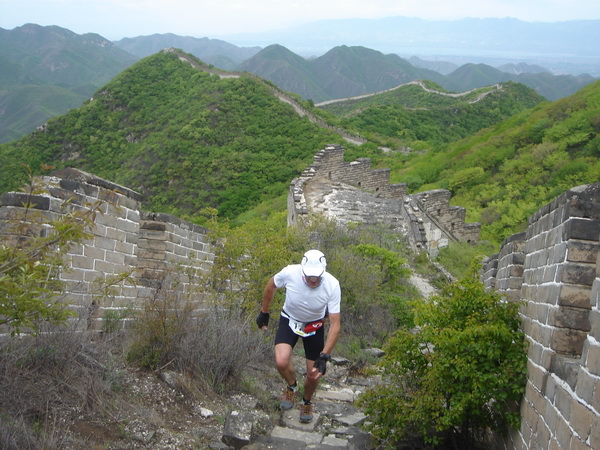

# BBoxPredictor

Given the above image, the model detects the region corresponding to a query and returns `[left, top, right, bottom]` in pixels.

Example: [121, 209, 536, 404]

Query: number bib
[282, 310, 325, 337]
[288, 317, 316, 337]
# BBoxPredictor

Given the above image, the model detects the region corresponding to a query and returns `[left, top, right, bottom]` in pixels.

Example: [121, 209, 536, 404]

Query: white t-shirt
[274, 264, 341, 323]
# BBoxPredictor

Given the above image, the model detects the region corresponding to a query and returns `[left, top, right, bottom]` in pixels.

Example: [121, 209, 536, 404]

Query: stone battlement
[288, 145, 480, 255]
[0, 168, 217, 330]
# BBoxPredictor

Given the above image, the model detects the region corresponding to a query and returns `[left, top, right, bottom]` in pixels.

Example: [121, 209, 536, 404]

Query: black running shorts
[275, 315, 325, 361]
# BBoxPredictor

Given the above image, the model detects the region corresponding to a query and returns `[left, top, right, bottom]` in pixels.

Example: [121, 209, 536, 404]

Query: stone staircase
[216, 357, 378, 449]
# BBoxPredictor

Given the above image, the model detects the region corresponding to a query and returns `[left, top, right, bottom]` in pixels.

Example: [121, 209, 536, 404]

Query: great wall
[1, 145, 599, 449]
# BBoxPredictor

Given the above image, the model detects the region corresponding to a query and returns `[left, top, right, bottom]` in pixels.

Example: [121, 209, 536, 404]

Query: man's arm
[322, 312, 340, 355]
[261, 277, 277, 313]
[257, 277, 277, 330]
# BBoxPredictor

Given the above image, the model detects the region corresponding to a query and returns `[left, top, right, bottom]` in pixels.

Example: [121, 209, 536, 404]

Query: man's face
[305, 276, 322, 288]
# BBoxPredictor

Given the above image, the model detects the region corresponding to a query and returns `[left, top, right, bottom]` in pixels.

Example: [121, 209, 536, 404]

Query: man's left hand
[313, 353, 330, 375]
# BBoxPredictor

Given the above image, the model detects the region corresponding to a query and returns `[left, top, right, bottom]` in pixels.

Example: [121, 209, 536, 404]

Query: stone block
[70, 255, 94, 270]
[550, 355, 580, 390]
[563, 218, 600, 241]
[61, 269, 85, 282]
[527, 361, 549, 394]
[585, 343, 600, 376]
[559, 284, 592, 308]
[83, 245, 105, 260]
[569, 435, 592, 450]
[575, 367, 600, 408]
[567, 241, 600, 263]
[94, 260, 115, 274]
[544, 373, 557, 403]
[559, 263, 597, 286]
[550, 306, 591, 331]
[555, 413, 573, 450]
[570, 400, 593, 440]
[106, 251, 125, 265]
[138, 239, 167, 251]
[115, 217, 139, 233]
[554, 385, 573, 421]
[137, 249, 167, 261]
[590, 415, 600, 450]
[94, 236, 116, 251]
[221, 410, 253, 448]
[551, 328, 587, 356]
[139, 228, 166, 240]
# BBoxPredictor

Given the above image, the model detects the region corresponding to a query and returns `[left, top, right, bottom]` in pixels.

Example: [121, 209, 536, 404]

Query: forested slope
[380, 79, 600, 242]
[0, 51, 343, 221]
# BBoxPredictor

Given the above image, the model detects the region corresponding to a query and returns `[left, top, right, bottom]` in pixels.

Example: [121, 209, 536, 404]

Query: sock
[302, 397, 312, 405]
[287, 381, 298, 392]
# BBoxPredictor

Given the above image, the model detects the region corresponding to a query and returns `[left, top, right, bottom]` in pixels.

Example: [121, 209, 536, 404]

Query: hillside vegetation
[351, 80, 600, 243]
[0, 50, 343, 221]
[319, 80, 546, 146]
[1, 48, 598, 244]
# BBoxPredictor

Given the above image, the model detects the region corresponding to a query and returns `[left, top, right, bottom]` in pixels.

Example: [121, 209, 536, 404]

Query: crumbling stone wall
[0, 168, 216, 331]
[482, 183, 600, 450]
[288, 144, 480, 255]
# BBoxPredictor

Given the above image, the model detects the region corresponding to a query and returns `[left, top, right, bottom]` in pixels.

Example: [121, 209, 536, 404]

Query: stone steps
[218, 356, 379, 449]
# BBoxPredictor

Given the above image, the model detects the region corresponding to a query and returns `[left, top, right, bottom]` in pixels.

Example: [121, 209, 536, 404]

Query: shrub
[0, 319, 123, 449]
[358, 268, 528, 449]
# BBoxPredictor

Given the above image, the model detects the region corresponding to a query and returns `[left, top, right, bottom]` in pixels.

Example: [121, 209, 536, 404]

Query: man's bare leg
[275, 343, 296, 385]
[303, 359, 320, 401]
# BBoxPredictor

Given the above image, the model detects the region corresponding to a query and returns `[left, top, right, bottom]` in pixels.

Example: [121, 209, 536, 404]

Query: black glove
[256, 311, 270, 329]
[314, 353, 330, 375]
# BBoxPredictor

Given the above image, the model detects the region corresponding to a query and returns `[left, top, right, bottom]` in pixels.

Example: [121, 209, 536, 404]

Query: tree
[358, 267, 528, 449]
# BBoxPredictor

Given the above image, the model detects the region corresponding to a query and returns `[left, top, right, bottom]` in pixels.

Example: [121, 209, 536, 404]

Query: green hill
[372, 79, 600, 243]
[443, 63, 596, 101]
[115, 33, 260, 70]
[0, 24, 137, 143]
[1, 48, 597, 242]
[319, 80, 546, 145]
[0, 50, 344, 221]
[237, 45, 445, 103]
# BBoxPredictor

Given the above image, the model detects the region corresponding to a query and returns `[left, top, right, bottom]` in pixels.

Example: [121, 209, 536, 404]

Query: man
[256, 249, 341, 423]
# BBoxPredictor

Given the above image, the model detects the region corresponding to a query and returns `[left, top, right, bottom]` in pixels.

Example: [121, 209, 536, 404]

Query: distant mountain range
[238, 45, 595, 104]
[0, 24, 136, 142]
[115, 33, 260, 70]
[1, 22, 598, 142]
[221, 16, 600, 76]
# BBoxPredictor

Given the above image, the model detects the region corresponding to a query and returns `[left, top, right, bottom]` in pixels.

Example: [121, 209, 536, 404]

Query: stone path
[217, 357, 378, 449]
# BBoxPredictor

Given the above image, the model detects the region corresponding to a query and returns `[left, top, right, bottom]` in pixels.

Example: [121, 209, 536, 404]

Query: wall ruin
[482, 183, 600, 450]
[0, 168, 217, 331]
[288, 144, 480, 255]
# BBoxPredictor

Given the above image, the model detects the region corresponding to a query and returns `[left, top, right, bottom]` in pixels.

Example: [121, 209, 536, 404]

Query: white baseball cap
[301, 249, 327, 277]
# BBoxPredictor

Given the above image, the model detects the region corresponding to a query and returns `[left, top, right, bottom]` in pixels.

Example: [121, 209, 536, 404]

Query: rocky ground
[63, 352, 381, 449]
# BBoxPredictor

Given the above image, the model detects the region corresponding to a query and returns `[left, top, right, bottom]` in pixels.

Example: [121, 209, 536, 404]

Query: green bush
[358, 269, 527, 449]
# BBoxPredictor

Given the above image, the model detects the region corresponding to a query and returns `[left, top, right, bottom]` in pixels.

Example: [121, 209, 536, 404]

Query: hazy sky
[1, 0, 599, 40]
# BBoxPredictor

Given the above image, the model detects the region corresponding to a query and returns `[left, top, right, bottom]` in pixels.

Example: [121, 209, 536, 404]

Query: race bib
[287, 317, 325, 337]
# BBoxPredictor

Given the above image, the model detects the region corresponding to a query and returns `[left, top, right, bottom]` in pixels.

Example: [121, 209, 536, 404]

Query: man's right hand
[256, 311, 270, 329]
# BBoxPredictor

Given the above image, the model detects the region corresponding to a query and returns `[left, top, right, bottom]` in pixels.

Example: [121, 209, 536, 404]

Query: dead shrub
[0, 319, 124, 449]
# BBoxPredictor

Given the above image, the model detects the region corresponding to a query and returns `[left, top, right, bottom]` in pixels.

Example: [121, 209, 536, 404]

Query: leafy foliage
[358, 269, 527, 448]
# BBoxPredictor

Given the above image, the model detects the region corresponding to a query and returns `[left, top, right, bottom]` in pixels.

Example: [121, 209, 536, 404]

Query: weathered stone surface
[222, 411, 254, 449]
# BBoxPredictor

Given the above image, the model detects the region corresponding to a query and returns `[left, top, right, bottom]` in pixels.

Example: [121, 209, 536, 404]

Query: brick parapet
[0, 169, 218, 332]
[489, 182, 600, 450]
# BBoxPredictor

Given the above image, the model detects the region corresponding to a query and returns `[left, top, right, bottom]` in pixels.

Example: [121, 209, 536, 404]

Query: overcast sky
[1, 0, 599, 40]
